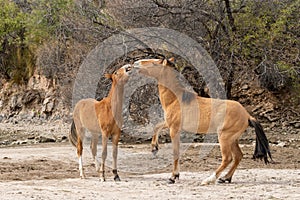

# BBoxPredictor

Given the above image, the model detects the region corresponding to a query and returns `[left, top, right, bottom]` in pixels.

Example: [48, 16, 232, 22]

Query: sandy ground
[1, 141, 299, 200]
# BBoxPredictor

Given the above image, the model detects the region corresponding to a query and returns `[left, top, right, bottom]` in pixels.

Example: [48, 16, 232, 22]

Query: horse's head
[133, 57, 175, 79]
[105, 64, 133, 84]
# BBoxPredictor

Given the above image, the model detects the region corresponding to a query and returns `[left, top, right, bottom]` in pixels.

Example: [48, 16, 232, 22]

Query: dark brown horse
[134, 58, 272, 184]
[69, 64, 132, 181]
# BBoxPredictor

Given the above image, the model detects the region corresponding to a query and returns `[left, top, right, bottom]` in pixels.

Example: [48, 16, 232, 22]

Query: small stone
[277, 141, 286, 147]
[255, 89, 265, 95]
[0, 115, 4, 122]
[20, 140, 28, 145]
[36, 136, 56, 143]
[294, 123, 300, 129]
[61, 136, 67, 140]
[241, 84, 249, 90]
[27, 136, 35, 140]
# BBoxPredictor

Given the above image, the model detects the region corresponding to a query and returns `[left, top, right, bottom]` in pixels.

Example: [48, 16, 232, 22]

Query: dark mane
[163, 59, 196, 104]
[182, 90, 196, 104]
[166, 59, 177, 69]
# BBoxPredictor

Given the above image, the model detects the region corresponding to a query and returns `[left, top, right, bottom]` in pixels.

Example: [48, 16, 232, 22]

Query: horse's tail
[248, 117, 272, 164]
[69, 120, 77, 147]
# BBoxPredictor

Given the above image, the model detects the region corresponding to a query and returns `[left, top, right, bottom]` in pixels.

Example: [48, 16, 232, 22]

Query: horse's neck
[158, 84, 183, 109]
[107, 82, 125, 118]
[157, 69, 197, 109]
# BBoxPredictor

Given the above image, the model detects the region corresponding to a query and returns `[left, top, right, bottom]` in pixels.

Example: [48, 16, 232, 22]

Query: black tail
[249, 118, 272, 164]
[69, 120, 77, 147]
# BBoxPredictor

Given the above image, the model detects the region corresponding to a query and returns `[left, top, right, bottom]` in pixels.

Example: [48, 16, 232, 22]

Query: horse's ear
[162, 59, 168, 66]
[169, 57, 175, 62]
[104, 73, 112, 80]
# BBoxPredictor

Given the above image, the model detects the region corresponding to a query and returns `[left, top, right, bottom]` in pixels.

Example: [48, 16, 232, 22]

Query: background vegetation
[0, 0, 299, 100]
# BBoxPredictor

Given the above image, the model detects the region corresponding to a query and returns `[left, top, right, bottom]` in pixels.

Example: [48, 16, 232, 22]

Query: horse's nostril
[126, 66, 132, 72]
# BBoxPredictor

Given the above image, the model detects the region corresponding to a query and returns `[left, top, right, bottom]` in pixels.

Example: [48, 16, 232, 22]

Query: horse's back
[195, 97, 249, 134]
[73, 98, 101, 133]
[225, 99, 249, 120]
[74, 98, 97, 115]
[220, 99, 250, 136]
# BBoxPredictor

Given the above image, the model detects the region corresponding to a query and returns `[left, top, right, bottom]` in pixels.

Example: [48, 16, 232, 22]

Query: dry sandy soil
[0, 122, 299, 200]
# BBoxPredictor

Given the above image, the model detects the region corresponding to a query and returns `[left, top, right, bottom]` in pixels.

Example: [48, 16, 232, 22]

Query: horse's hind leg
[168, 128, 180, 184]
[77, 133, 85, 179]
[99, 135, 108, 181]
[218, 140, 243, 184]
[90, 134, 100, 173]
[201, 136, 232, 185]
[112, 132, 121, 181]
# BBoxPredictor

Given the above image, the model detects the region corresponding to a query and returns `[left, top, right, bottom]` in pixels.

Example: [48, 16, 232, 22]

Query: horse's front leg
[100, 135, 108, 182]
[151, 121, 167, 156]
[168, 128, 180, 184]
[112, 132, 121, 181]
[90, 134, 100, 173]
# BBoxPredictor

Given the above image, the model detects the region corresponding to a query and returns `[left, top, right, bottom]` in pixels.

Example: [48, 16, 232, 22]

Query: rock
[1, 140, 10, 145]
[22, 90, 41, 105]
[11, 141, 20, 145]
[46, 101, 55, 112]
[10, 95, 22, 110]
[42, 97, 55, 113]
[294, 123, 300, 129]
[282, 121, 289, 127]
[28, 111, 35, 120]
[61, 136, 67, 140]
[45, 89, 56, 98]
[254, 89, 265, 95]
[0, 114, 4, 123]
[277, 141, 286, 147]
[241, 84, 249, 90]
[252, 104, 263, 113]
[36, 136, 56, 143]
[289, 121, 300, 129]
[27, 135, 35, 140]
[20, 140, 28, 145]
[128, 83, 161, 125]
[10, 95, 18, 109]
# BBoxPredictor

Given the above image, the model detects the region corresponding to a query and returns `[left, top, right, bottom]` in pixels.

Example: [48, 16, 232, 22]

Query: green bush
[0, 0, 73, 83]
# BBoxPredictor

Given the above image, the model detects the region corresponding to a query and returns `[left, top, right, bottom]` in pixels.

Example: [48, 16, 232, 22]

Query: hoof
[151, 146, 159, 157]
[80, 174, 86, 179]
[100, 177, 106, 182]
[114, 175, 121, 182]
[201, 173, 217, 185]
[167, 174, 179, 184]
[152, 149, 158, 157]
[168, 178, 175, 184]
[218, 177, 232, 184]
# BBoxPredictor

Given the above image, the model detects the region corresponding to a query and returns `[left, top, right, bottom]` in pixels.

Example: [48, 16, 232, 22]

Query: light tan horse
[133, 58, 272, 185]
[69, 64, 132, 181]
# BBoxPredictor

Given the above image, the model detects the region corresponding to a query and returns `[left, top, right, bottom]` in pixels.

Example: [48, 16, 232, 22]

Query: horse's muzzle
[123, 64, 133, 73]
